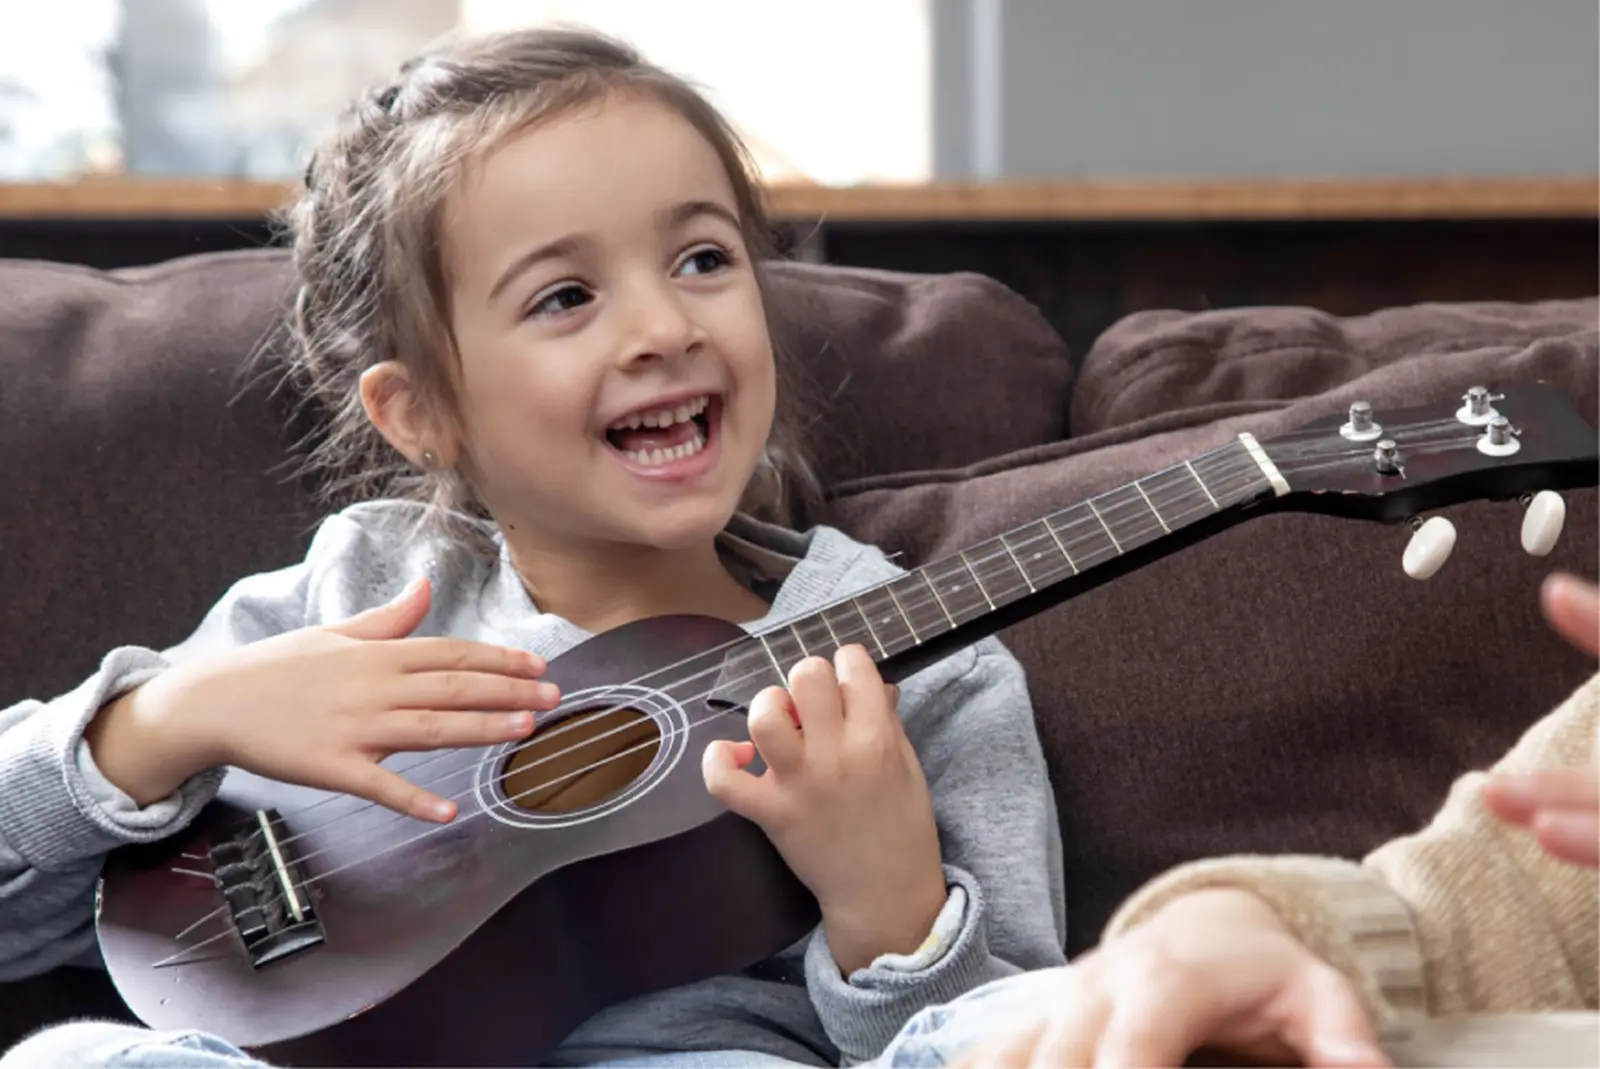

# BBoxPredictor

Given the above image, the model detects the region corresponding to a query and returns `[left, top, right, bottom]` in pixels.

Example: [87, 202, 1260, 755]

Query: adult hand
[950, 889, 1388, 1069]
[1482, 573, 1599, 868]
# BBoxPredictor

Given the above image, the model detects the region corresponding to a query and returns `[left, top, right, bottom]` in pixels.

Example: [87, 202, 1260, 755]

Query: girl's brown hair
[278, 26, 820, 541]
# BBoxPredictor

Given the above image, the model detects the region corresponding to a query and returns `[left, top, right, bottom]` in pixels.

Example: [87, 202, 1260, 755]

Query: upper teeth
[608, 394, 710, 431]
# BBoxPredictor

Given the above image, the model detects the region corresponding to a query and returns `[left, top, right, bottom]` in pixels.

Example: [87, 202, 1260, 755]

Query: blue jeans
[0, 968, 1066, 1069]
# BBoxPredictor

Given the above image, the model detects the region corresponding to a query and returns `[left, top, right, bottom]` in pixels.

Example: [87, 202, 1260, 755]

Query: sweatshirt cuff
[0, 647, 224, 868]
[1104, 855, 1429, 1022]
[805, 865, 1012, 1063]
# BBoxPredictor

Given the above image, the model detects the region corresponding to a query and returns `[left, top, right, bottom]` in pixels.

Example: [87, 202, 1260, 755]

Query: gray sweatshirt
[0, 503, 1066, 1066]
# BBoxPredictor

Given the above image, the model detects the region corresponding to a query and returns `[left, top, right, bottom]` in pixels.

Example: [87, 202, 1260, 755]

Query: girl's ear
[359, 361, 458, 470]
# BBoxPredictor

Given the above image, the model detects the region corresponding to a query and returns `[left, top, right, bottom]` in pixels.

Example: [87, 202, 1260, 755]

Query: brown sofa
[1, 250, 1595, 1056]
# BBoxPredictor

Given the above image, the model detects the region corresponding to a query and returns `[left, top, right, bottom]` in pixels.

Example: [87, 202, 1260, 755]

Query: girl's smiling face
[373, 92, 777, 557]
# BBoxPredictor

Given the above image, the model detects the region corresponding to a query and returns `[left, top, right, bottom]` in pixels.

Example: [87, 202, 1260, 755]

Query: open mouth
[602, 394, 718, 469]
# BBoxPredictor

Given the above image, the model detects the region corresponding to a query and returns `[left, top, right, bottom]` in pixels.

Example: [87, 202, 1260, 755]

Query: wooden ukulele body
[98, 614, 819, 1067]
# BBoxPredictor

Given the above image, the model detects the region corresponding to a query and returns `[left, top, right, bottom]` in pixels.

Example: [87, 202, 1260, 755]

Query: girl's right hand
[954, 888, 1388, 1068]
[86, 578, 557, 822]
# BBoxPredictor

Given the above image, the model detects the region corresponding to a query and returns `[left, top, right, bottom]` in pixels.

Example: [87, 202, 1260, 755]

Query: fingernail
[508, 711, 535, 734]
[526, 653, 546, 673]
[537, 683, 561, 704]
[427, 799, 455, 822]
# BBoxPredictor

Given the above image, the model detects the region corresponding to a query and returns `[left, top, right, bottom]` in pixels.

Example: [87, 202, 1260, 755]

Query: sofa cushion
[827, 311, 1598, 955]
[1071, 297, 1600, 437]
[763, 261, 1073, 483]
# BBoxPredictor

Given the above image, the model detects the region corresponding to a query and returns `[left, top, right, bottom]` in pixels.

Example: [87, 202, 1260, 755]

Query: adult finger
[372, 709, 536, 752]
[978, 1021, 1049, 1069]
[1093, 970, 1225, 1069]
[1281, 964, 1390, 1068]
[1533, 811, 1600, 868]
[1542, 572, 1600, 658]
[787, 656, 845, 748]
[392, 671, 560, 712]
[392, 636, 547, 678]
[1028, 987, 1111, 1067]
[748, 686, 805, 775]
[1484, 768, 1598, 825]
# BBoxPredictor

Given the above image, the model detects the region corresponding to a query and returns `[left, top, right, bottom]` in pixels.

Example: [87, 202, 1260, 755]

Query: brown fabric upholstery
[829, 310, 1598, 955]
[1070, 298, 1599, 436]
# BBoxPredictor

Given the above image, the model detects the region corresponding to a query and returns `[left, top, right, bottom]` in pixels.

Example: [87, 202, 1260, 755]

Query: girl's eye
[526, 283, 592, 319]
[677, 245, 732, 277]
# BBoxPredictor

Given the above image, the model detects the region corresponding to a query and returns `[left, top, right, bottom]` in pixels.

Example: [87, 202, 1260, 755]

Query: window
[0, 0, 930, 184]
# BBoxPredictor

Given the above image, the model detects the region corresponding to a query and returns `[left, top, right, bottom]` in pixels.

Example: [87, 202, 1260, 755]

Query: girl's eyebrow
[658, 199, 741, 233]
[487, 235, 584, 305]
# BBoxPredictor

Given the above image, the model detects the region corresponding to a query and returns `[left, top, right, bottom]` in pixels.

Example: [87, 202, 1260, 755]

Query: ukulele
[97, 382, 1599, 1067]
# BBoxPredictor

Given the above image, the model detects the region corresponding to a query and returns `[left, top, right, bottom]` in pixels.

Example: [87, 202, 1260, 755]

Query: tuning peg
[1403, 516, 1457, 580]
[1519, 491, 1565, 557]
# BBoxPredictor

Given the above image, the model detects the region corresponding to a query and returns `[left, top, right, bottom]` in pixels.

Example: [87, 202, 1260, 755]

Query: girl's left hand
[703, 643, 948, 974]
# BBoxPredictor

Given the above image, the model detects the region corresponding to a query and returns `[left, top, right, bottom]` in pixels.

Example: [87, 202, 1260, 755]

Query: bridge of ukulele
[208, 807, 325, 968]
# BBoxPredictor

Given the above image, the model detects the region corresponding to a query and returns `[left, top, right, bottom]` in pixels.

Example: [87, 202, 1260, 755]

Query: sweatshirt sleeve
[1103, 669, 1600, 1024]
[0, 556, 314, 982]
[804, 639, 1069, 1063]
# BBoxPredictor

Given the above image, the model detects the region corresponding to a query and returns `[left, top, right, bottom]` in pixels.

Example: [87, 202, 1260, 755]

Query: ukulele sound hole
[501, 706, 662, 814]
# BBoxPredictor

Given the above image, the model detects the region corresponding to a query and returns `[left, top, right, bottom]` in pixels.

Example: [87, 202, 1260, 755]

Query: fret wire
[997, 533, 1037, 593]
[1132, 478, 1170, 533]
[1184, 459, 1220, 510]
[927, 556, 987, 624]
[958, 549, 996, 611]
[757, 633, 783, 677]
[899, 573, 948, 642]
[859, 586, 913, 656]
[884, 582, 920, 644]
[819, 606, 844, 649]
[1041, 515, 1079, 574]
[917, 569, 957, 629]
[1086, 498, 1123, 554]
[976, 536, 1028, 598]
[848, 595, 886, 659]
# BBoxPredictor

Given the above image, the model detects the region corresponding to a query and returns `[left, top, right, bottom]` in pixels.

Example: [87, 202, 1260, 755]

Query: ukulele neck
[713, 435, 1285, 702]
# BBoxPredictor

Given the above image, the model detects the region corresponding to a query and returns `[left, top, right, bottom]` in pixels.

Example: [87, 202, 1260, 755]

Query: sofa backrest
[0, 250, 1072, 709]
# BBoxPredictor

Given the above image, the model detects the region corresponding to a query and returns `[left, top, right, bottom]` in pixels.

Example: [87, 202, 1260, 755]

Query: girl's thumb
[329, 577, 431, 640]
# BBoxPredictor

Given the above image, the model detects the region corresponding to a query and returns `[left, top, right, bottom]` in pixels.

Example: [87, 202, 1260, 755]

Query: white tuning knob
[1520, 491, 1566, 557]
[1403, 516, 1457, 580]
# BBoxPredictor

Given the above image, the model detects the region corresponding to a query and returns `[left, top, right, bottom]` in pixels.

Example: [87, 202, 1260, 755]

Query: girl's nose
[618, 285, 698, 367]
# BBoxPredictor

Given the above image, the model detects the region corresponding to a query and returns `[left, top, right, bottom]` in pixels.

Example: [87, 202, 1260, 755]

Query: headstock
[1257, 381, 1597, 578]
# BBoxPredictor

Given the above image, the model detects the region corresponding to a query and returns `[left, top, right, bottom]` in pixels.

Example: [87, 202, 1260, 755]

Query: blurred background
[2, 0, 1594, 183]
[0, 0, 1595, 360]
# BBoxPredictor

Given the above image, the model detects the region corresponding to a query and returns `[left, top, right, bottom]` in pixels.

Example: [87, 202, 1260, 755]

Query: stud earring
[420, 448, 438, 470]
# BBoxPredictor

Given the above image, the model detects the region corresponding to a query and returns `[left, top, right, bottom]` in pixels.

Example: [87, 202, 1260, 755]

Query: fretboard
[713, 437, 1280, 702]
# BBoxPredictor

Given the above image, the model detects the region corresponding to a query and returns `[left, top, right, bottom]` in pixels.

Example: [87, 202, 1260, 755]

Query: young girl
[0, 26, 1065, 1069]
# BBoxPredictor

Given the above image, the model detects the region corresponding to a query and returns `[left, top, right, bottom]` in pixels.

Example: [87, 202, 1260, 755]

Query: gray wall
[935, 0, 1599, 178]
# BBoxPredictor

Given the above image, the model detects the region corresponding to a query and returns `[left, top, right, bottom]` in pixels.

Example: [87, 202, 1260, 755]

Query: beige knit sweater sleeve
[1102, 671, 1599, 1024]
